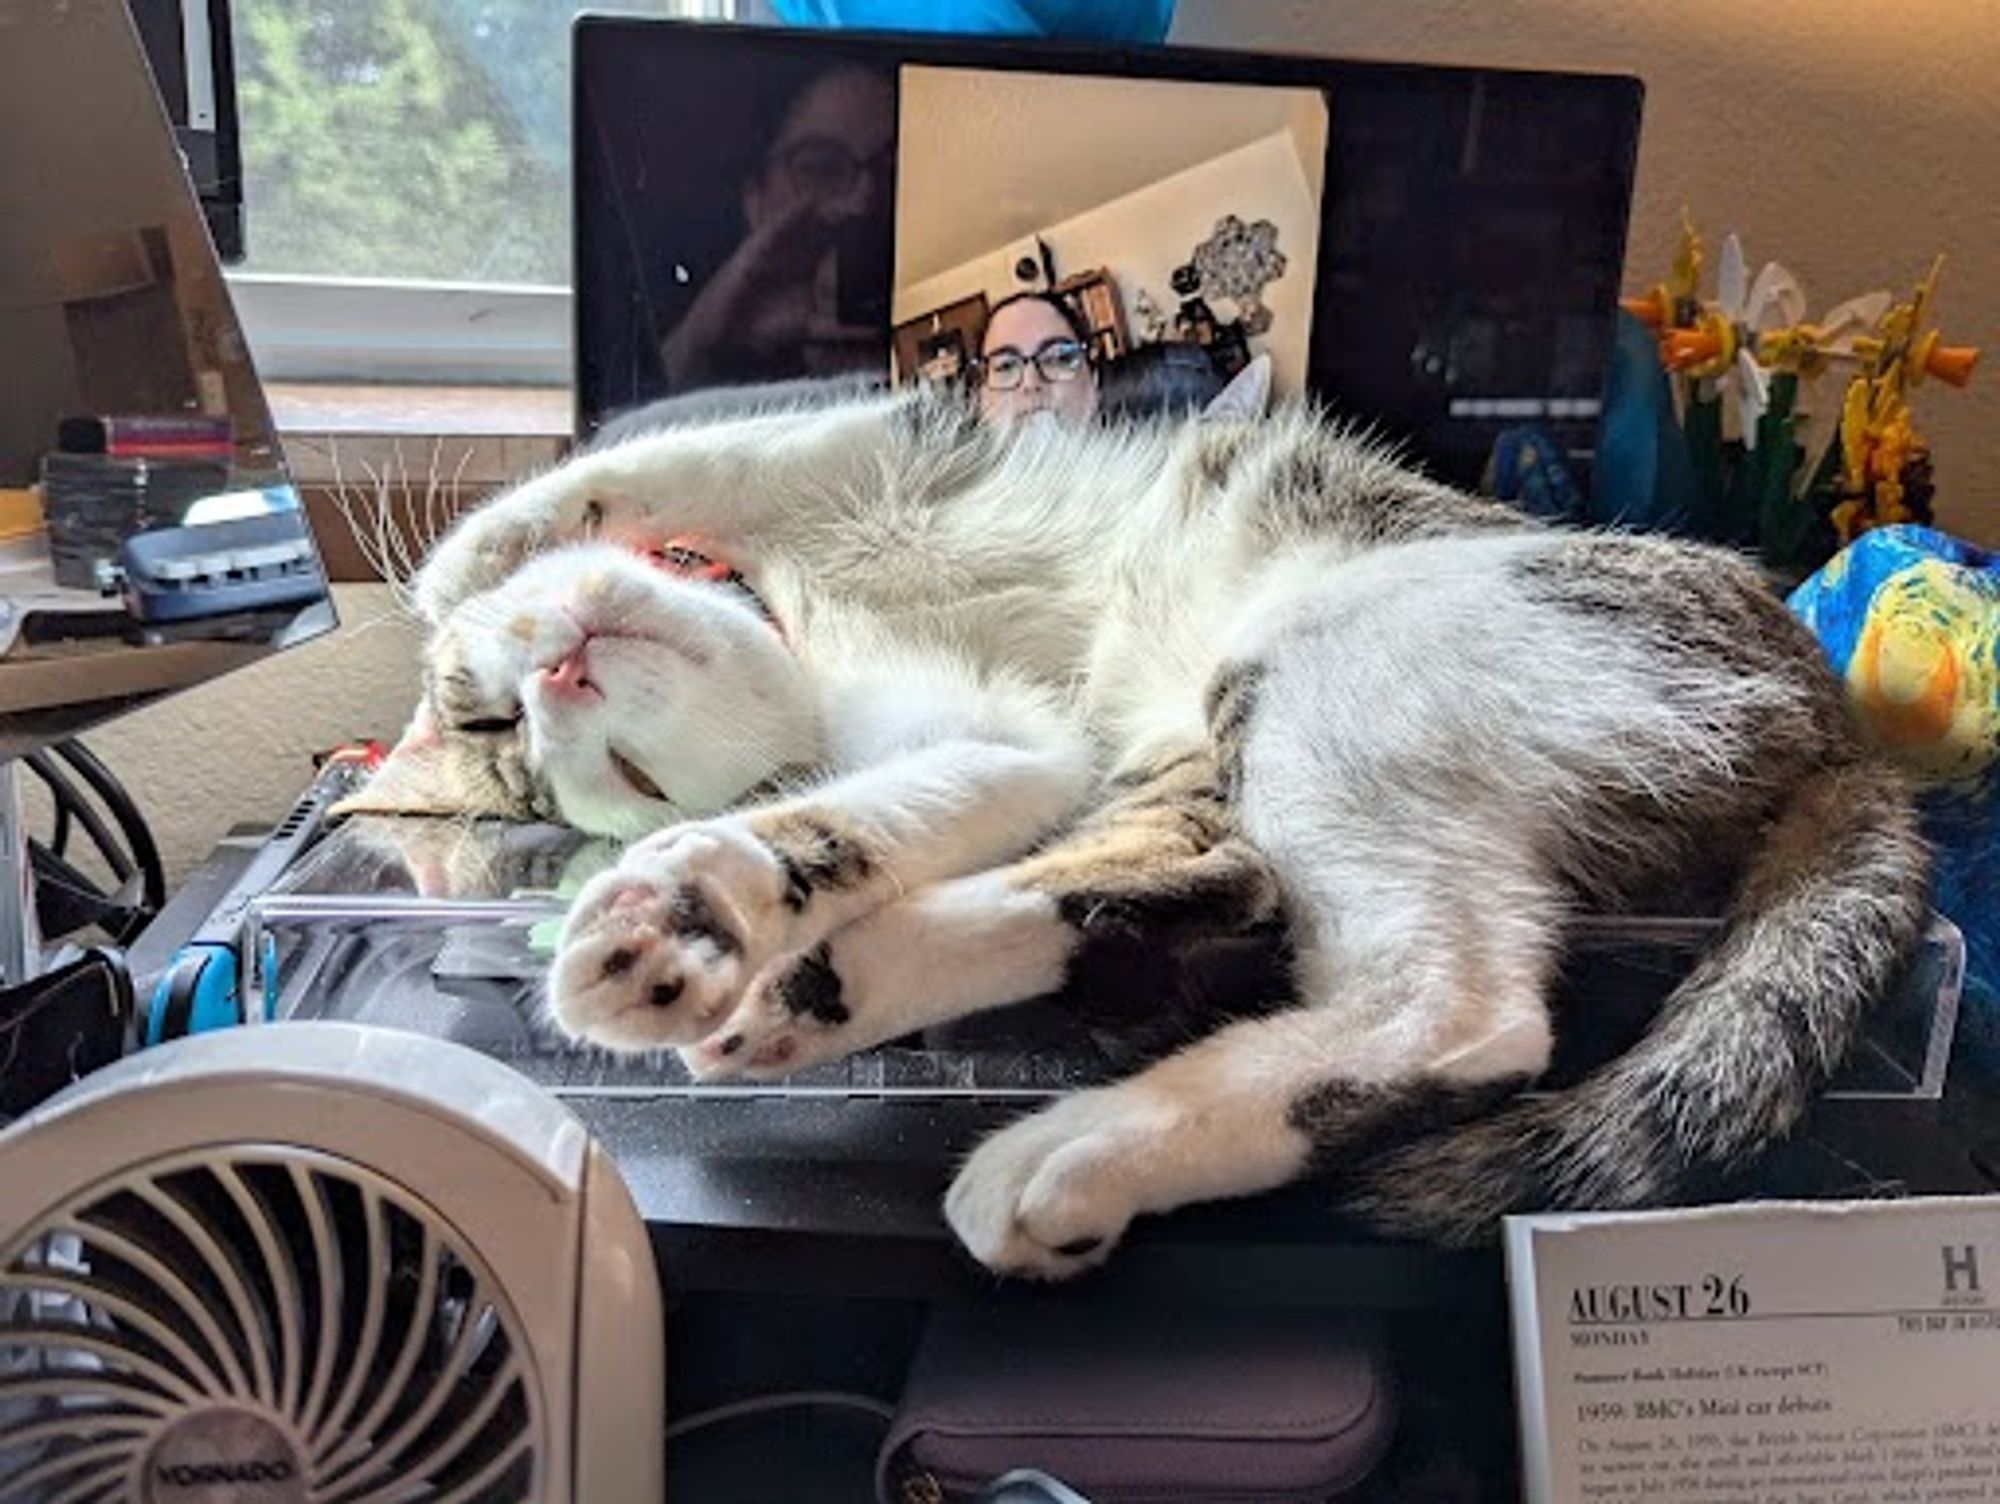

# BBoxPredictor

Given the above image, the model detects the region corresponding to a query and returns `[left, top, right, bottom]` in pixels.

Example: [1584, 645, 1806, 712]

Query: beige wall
[54, 585, 422, 884]
[1171, 0, 2000, 546]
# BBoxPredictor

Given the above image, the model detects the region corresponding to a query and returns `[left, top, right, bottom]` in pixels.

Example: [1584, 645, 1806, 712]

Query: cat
[351, 385, 1929, 1280]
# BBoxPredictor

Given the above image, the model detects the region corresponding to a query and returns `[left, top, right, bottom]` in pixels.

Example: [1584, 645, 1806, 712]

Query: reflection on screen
[577, 38, 900, 403]
[1, 0, 333, 754]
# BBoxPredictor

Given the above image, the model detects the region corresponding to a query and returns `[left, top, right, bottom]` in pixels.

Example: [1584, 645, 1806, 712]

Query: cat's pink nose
[541, 638, 596, 698]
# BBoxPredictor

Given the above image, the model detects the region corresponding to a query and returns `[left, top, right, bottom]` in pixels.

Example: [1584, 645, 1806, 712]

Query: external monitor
[574, 21, 1642, 488]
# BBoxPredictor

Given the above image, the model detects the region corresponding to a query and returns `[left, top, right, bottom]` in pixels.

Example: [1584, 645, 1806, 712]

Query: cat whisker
[380, 444, 420, 597]
[326, 439, 424, 621]
[429, 441, 477, 565]
[444, 450, 474, 548]
[422, 434, 446, 561]
[352, 455, 398, 571]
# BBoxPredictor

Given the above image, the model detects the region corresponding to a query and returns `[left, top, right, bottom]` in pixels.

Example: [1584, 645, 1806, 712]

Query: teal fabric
[1590, 310, 1701, 535]
[771, 0, 1175, 40]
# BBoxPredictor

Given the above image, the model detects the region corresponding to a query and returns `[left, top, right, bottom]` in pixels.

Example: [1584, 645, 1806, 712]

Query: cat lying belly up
[347, 386, 1928, 1281]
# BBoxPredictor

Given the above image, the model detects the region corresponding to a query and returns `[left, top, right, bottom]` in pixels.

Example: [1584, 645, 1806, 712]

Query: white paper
[1507, 1197, 2000, 1504]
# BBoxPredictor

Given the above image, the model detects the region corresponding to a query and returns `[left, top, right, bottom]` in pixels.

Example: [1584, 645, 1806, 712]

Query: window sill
[274, 383, 570, 584]
[229, 275, 572, 388]
[269, 381, 571, 440]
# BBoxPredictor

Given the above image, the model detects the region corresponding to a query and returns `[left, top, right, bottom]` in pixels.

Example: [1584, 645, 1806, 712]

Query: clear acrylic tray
[247, 817, 1965, 1103]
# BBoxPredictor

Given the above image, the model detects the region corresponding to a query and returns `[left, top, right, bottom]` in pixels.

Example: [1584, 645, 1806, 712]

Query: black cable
[54, 741, 165, 914]
[23, 751, 133, 892]
[27, 840, 149, 946]
[19, 741, 162, 949]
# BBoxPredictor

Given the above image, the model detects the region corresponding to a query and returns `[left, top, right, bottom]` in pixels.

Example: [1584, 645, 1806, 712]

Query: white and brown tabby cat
[350, 385, 1928, 1280]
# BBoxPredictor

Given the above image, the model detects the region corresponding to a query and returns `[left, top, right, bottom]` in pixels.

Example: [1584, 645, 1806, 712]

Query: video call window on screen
[574, 23, 1638, 487]
[892, 67, 1325, 412]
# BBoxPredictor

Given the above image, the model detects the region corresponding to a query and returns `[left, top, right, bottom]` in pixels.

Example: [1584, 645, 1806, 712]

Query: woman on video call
[974, 290, 1100, 426]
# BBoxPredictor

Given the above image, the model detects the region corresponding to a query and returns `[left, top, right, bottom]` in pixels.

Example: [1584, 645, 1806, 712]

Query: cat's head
[345, 540, 817, 837]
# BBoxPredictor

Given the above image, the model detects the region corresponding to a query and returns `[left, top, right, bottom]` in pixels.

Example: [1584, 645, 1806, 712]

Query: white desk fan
[0, 1023, 663, 1503]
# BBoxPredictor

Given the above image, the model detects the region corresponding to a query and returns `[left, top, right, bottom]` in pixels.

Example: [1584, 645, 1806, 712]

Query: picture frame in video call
[1, 0, 334, 755]
[574, 20, 1642, 489]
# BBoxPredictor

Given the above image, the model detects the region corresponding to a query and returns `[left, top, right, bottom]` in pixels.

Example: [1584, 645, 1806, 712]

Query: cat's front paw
[548, 821, 791, 1051]
[944, 1090, 1154, 1280]
[414, 474, 611, 622]
[679, 943, 857, 1080]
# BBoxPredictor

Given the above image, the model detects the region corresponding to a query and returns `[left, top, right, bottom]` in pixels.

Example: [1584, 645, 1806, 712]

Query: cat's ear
[1202, 353, 1273, 423]
[331, 704, 490, 820]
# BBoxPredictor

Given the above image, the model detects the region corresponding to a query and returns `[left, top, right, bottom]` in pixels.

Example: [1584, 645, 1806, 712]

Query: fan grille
[0, 1147, 541, 1503]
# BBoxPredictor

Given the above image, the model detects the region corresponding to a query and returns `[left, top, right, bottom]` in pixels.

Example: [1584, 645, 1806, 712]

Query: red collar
[646, 535, 783, 637]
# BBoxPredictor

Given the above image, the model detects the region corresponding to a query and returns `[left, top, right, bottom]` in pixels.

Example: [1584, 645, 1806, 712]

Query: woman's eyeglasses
[978, 338, 1088, 390]
[772, 135, 892, 205]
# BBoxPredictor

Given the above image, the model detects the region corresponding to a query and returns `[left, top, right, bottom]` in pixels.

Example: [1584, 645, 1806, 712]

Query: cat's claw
[944, 1089, 1152, 1280]
[549, 821, 792, 1051]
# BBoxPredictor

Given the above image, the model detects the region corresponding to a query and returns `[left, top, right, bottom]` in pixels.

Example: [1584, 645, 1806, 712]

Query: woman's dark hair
[982, 290, 1093, 353]
[718, 60, 881, 199]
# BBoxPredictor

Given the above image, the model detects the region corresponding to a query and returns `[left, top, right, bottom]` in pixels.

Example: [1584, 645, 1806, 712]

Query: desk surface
[564, 1086, 2000, 1308]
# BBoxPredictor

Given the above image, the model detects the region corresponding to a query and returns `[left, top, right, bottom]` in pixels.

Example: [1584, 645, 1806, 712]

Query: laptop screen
[574, 21, 1640, 486]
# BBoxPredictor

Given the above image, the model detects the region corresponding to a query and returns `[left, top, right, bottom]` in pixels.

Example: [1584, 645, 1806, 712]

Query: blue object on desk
[1788, 524, 1999, 1075]
[144, 941, 266, 1044]
[121, 511, 327, 624]
[1487, 425, 1587, 523]
[771, 0, 1174, 41]
[138, 757, 370, 1047]
[1589, 309, 1701, 535]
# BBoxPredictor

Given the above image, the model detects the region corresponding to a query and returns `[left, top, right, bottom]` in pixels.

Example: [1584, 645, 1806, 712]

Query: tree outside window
[234, 0, 730, 287]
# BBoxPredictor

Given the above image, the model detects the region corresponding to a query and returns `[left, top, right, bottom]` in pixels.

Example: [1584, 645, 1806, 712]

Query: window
[228, 0, 734, 383]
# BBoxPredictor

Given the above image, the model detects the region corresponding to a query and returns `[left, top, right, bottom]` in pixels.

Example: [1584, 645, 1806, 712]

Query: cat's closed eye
[609, 748, 667, 802]
[456, 713, 522, 735]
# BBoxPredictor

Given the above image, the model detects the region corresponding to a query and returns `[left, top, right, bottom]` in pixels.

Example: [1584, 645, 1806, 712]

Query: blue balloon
[771, 0, 1175, 42]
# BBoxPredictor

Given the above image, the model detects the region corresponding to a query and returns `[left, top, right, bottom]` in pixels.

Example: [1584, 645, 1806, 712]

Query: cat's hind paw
[944, 1090, 1153, 1280]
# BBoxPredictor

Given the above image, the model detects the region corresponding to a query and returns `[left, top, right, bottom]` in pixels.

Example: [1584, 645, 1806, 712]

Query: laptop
[0, 0, 334, 756]
[259, 813, 1958, 1106]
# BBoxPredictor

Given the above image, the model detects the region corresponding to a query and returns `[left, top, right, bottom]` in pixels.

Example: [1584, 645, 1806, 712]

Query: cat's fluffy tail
[1342, 757, 1930, 1245]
